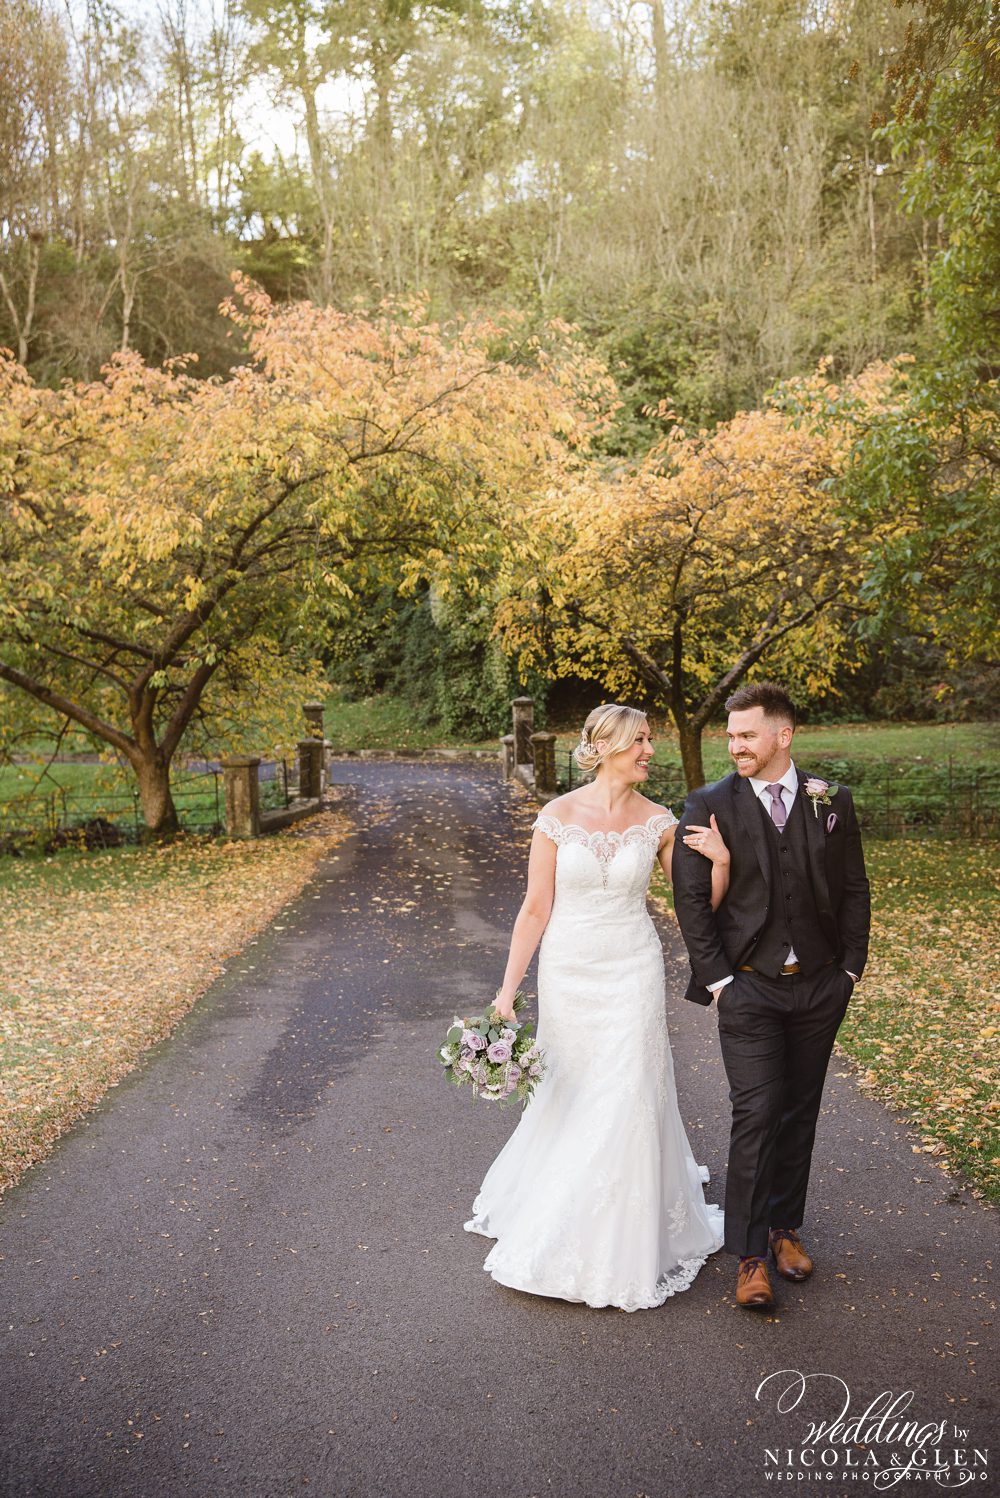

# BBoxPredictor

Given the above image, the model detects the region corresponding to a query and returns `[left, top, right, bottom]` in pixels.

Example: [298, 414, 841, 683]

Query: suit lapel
[797, 769, 833, 915]
[732, 773, 770, 887]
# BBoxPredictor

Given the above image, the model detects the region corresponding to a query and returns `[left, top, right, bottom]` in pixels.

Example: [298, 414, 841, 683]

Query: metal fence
[0, 769, 225, 849]
[561, 754, 1000, 838]
[0, 758, 303, 851]
[258, 758, 293, 813]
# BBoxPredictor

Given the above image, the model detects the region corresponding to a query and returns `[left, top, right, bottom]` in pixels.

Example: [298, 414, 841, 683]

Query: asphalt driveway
[1, 759, 995, 1498]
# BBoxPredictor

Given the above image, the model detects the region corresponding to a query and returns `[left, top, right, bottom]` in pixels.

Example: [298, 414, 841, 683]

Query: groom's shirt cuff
[708, 972, 859, 992]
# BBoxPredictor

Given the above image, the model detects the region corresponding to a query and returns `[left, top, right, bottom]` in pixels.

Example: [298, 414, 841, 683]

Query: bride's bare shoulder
[539, 791, 585, 823]
[634, 793, 675, 820]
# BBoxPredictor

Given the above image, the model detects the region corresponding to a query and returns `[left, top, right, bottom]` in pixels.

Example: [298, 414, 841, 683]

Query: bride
[464, 702, 730, 1311]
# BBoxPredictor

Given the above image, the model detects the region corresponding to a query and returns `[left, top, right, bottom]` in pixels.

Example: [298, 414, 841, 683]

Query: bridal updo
[573, 703, 648, 774]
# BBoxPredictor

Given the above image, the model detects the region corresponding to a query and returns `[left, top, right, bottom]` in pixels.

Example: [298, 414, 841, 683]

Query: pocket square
[826, 811, 839, 833]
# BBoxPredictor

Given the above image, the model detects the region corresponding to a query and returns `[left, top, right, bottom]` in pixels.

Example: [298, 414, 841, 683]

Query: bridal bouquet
[438, 991, 545, 1107]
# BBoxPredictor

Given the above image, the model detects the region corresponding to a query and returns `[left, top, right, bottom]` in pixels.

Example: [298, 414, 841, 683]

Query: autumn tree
[817, 0, 1000, 673]
[790, 361, 1000, 666]
[0, 277, 606, 833]
[492, 365, 895, 789]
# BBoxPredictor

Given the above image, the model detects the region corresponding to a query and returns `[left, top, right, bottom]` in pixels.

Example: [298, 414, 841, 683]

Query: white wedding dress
[464, 810, 724, 1312]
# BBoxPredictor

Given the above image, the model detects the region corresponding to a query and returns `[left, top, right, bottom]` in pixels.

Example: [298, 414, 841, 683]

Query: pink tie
[766, 783, 787, 828]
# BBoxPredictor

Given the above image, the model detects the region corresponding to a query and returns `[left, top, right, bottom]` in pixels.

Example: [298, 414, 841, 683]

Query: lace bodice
[532, 810, 677, 896]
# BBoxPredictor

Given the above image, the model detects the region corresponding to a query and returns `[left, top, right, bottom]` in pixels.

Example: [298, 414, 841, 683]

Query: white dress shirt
[707, 761, 857, 994]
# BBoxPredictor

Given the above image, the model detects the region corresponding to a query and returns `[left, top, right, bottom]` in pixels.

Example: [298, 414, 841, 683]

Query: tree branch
[690, 592, 841, 730]
[34, 638, 131, 692]
[160, 660, 221, 759]
[0, 659, 137, 758]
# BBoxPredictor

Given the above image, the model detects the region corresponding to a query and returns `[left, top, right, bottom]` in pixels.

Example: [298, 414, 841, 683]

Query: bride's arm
[495, 831, 557, 1022]
[658, 817, 730, 911]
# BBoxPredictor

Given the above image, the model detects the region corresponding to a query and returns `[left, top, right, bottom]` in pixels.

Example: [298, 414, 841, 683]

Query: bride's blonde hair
[574, 703, 648, 774]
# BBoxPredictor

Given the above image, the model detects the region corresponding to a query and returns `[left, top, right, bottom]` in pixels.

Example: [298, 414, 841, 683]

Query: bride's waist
[543, 906, 657, 934]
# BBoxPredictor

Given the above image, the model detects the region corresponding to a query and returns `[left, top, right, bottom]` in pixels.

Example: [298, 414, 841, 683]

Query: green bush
[328, 586, 547, 742]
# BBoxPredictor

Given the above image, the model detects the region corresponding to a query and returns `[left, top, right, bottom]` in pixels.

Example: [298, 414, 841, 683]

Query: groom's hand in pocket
[840, 969, 858, 999]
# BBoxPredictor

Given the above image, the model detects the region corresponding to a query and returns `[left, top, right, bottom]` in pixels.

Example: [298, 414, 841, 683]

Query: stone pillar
[221, 756, 261, 839]
[511, 696, 535, 767]
[500, 734, 515, 779]
[303, 703, 329, 789]
[530, 732, 557, 798]
[298, 739, 323, 801]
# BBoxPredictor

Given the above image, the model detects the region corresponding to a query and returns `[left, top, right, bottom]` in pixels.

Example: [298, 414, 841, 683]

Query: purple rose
[487, 1041, 512, 1063]
[463, 1030, 486, 1051]
[507, 1064, 521, 1082]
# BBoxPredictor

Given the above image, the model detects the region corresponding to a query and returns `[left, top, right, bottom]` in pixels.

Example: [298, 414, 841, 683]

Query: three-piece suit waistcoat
[748, 788, 835, 978]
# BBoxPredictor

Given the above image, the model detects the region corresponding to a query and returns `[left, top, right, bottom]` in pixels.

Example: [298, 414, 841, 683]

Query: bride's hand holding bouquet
[438, 990, 545, 1107]
[493, 987, 519, 1025]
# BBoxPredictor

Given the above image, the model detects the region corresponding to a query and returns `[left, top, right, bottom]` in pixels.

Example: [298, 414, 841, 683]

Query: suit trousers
[716, 962, 853, 1257]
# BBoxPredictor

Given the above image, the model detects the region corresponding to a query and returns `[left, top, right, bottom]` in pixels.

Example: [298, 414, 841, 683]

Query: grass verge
[552, 719, 994, 786]
[323, 691, 495, 752]
[838, 838, 999, 1203]
[0, 807, 351, 1198]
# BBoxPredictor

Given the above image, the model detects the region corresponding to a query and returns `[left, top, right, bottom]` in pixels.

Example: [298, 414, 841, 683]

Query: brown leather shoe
[769, 1227, 814, 1281]
[735, 1256, 774, 1308]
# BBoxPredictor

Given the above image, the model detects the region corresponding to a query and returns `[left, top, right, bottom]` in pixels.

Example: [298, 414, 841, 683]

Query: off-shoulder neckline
[533, 810, 675, 838]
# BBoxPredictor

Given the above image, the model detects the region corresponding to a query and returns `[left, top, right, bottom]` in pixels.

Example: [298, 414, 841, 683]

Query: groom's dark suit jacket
[671, 770, 871, 1005]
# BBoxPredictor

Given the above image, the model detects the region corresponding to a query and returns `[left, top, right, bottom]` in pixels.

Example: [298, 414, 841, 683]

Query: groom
[672, 681, 870, 1309]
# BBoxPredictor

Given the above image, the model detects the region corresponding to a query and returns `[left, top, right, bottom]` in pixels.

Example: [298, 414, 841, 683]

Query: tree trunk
[372, 49, 393, 164]
[294, 16, 334, 304]
[651, 0, 670, 115]
[675, 718, 706, 792]
[133, 753, 181, 837]
[863, 139, 878, 282]
[617, 629, 706, 787]
[0, 238, 40, 366]
[120, 272, 134, 353]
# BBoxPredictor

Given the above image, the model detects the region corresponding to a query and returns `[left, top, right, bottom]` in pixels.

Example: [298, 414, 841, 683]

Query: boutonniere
[803, 777, 838, 818]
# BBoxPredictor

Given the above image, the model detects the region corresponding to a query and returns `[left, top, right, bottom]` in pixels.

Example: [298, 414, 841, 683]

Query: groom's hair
[725, 680, 796, 727]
